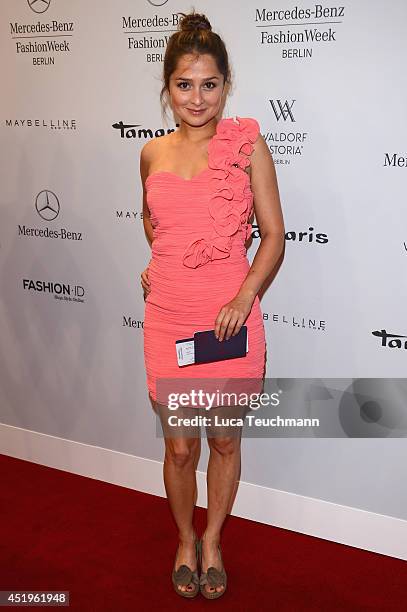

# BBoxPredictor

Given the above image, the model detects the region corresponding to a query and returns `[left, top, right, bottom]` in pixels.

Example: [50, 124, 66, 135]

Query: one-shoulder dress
[143, 116, 266, 404]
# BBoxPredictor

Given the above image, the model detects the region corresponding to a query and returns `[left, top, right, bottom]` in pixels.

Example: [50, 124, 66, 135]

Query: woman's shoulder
[140, 132, 173, 169]
[219, 115, 260, 143]
[140, 132, 170, 155]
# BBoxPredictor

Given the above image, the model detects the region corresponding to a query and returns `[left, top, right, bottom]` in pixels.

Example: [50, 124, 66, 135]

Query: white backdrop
[1, 0, 407, 553]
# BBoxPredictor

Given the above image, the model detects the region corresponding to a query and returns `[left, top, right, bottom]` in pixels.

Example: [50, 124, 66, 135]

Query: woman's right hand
[140, 265, 151, 300]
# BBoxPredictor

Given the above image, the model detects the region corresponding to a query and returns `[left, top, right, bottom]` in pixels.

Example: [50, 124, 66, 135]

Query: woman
[139, 10, 284, 599]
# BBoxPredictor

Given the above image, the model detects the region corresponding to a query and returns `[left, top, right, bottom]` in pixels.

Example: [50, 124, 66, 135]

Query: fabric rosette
[182, 116, 259, 269]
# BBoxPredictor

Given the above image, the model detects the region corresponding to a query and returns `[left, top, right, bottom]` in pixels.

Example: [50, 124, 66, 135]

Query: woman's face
[168, 53, 225, 127]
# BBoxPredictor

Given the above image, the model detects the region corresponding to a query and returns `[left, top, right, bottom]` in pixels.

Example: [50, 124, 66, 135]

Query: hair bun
[179, 12, 212, 32]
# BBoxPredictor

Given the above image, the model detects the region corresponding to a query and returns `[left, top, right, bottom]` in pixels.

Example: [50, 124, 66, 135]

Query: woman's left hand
[214, 293, 255, 341]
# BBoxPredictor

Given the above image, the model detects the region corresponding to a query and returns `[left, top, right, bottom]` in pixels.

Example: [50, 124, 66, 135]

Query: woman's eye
[177, 82, 216, 89]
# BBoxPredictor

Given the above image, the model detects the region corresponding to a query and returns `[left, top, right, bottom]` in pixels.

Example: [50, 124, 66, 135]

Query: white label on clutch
[175, 338, 195, 366]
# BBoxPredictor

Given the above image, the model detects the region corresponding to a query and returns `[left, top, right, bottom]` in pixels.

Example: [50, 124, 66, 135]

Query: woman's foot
[201, 533, 225, 595]
[174, 533, 198, 593]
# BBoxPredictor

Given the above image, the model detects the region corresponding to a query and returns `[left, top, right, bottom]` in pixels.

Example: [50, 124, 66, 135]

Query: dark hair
[160, 9, 231, 120]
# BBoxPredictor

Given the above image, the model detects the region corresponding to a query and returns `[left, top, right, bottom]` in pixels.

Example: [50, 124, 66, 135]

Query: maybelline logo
[113, 121, 178, 139]
[18, 191, 83, 241]
[383, 153, 407, 168]
[372, 329, 407, 350]
[263, 311, 326, 331]
[264, 99, 307, 159]
[250, 224, 328, 244]
[22, 279, 85, 303]
[116, 210, 144, 221]
[5, 118, 76, 130]
[255, 6, 344, 57]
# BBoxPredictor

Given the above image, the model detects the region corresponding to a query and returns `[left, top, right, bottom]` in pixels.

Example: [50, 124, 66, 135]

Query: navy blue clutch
[194, 325, 247, 364]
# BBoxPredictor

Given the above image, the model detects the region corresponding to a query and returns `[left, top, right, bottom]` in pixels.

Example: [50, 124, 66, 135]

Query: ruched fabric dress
[143, 116, 266, 404]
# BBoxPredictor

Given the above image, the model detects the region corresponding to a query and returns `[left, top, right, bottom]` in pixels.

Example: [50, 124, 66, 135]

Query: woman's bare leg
[201, 406, 245, 594]
[156, 400, 201, 593]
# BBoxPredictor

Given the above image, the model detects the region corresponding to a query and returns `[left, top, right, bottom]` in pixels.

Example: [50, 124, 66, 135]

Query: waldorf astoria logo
[270, 99, 296, 122]
[372, 329, 407, 350]
[254, 6, 345, 58]
[9, 6, 75, 66]
[22, 278, 85, 303]
[263, 99, 309, 162]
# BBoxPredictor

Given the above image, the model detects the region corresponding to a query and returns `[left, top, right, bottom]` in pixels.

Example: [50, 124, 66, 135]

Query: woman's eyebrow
[174, 76, 220, 81]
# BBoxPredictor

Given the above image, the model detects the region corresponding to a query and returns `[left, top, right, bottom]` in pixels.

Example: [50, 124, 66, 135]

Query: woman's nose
[190, 87, 203, 105]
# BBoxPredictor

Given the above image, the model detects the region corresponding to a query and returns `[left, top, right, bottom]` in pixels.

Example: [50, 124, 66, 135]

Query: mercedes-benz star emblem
[35, 190, 60, 221]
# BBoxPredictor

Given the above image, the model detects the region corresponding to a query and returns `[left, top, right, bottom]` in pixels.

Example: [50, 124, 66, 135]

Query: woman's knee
[208, 435, 240, 457]
[165, 438, 200, 468]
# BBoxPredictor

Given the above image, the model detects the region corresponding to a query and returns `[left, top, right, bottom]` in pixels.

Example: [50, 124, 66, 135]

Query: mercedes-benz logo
[147, 0, 168, 6]
[35, 190, 60, 221]
[27, 0, 51, 14]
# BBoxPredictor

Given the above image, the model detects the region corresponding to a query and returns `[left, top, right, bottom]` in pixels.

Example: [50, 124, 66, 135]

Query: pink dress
[143, 116, 266, 404]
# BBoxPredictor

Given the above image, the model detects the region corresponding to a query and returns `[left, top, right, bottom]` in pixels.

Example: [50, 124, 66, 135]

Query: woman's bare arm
[236, 133, 285, 300]
[140, 141, 155, 247]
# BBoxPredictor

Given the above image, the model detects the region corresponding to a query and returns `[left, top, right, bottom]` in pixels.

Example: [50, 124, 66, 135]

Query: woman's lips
[187, 108, 206, 115]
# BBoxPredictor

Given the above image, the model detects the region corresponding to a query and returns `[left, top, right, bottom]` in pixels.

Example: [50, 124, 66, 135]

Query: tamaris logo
[250, 224, 328, 244]
[112, 121, 178, 139]
[372, 329, 407, 350]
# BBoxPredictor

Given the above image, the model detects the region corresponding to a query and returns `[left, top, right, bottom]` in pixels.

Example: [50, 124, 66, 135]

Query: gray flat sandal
[198, 539, 228, 599]
[171, 539, 200, 598]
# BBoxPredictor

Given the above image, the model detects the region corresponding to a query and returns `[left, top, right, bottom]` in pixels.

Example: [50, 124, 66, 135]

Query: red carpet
[0, 453, 406, 611]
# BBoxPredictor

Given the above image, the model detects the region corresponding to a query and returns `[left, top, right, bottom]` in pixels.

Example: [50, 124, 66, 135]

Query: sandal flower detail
[197, 539, 228, 600]
[171, 539, 200, 598]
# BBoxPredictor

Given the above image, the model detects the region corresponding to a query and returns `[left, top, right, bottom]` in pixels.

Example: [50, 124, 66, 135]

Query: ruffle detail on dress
[182, 116, 259, 269]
